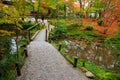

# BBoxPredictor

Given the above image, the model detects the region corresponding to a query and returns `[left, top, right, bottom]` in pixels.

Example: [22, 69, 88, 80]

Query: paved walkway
[17, 20, 89, 80]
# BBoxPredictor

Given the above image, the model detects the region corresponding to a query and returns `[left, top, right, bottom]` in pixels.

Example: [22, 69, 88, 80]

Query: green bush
[22, 23, 34, 29]
[0, 53, 18, 80]
[50, 25, 67, 40]
[0, 37, 11, 60]
[19, 37, 28, 47]
[50, 19, 67, 40]
[0, 37, 27, 80]
[68, 21, 78, 27]
[67, 20, 83, 28]
[67, 30, 98, 41]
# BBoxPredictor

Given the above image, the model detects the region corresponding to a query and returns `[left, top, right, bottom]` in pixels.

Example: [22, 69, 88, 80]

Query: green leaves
[0, 37, 11, 60]
[50, 19, 67, 39]
[89, 0, 103, 12]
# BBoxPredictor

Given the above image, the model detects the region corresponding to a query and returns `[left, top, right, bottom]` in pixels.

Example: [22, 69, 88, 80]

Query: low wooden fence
[58, 44, 85, 68]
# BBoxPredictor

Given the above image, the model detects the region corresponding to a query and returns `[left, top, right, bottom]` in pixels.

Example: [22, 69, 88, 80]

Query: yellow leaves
[0, 30, 16, 37]
[0, 2, 3, 7]
[39, 7, 48, 14]
[73, 7, 80, 13]
[33, 1, 39, 11]
[2, 5, 10, 14]
[0, 30, 11, 36]
[16, 22, 22, 30]
[0, 2, 20, 18]
[0, 16, 15, 24]
[42, 2, 49, 8]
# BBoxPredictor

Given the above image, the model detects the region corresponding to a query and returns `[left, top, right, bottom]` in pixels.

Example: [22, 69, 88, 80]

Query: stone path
[17, 20, 89, 80]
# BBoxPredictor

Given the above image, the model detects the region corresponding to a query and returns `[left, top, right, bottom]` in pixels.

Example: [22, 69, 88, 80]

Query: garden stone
[85, 71, 95, 79]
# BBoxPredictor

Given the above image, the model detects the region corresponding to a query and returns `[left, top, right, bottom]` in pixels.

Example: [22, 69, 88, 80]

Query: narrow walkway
[17, 20, 89, 80]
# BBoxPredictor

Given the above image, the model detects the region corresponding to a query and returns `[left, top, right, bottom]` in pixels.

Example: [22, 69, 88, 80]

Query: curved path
[17, 20, 89, 80]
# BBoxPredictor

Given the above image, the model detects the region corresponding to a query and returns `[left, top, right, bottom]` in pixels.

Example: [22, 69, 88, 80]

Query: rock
[81, 67, 88, 73]
[81, 67, 95, 79]
[85, 71, 95, 79]
[64, 40, 69, 45]
[65, 49, 69, 53]
[81, 47, 85, 50]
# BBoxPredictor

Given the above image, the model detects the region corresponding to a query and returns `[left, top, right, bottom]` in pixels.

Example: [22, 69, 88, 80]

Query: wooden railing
[27, 23, 38, 41]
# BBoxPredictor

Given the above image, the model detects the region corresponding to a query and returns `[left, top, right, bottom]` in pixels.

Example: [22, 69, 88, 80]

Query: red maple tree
[95, 0, 120, 35]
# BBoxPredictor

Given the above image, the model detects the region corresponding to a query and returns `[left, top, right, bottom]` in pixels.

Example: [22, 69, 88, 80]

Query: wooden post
[49, 38, 51, 43]
[82, 61, 85, 67]
[24, 48, 28, 57]
[58, 44, 62, 51]
[48, 37, 51, 43]
[28, 30, 31, 41]
[48, 33, 50, 42]
[73, 57, 78, 67]
[15, 62, 21, 76]
[45, 29, 47, 41]
[48, 24, 50, 31]
[37, 23, 40, 30]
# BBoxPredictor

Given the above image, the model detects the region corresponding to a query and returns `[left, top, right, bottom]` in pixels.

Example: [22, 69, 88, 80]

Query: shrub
[0, 37, 11, 60]
[69, 22, 78, 27]
[22, 23, 34, 29]
[0, 36, 27, 79]
[50, 20, 67, 40]
[50, 25, 67, 40]
[67, 20, 83, 28]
